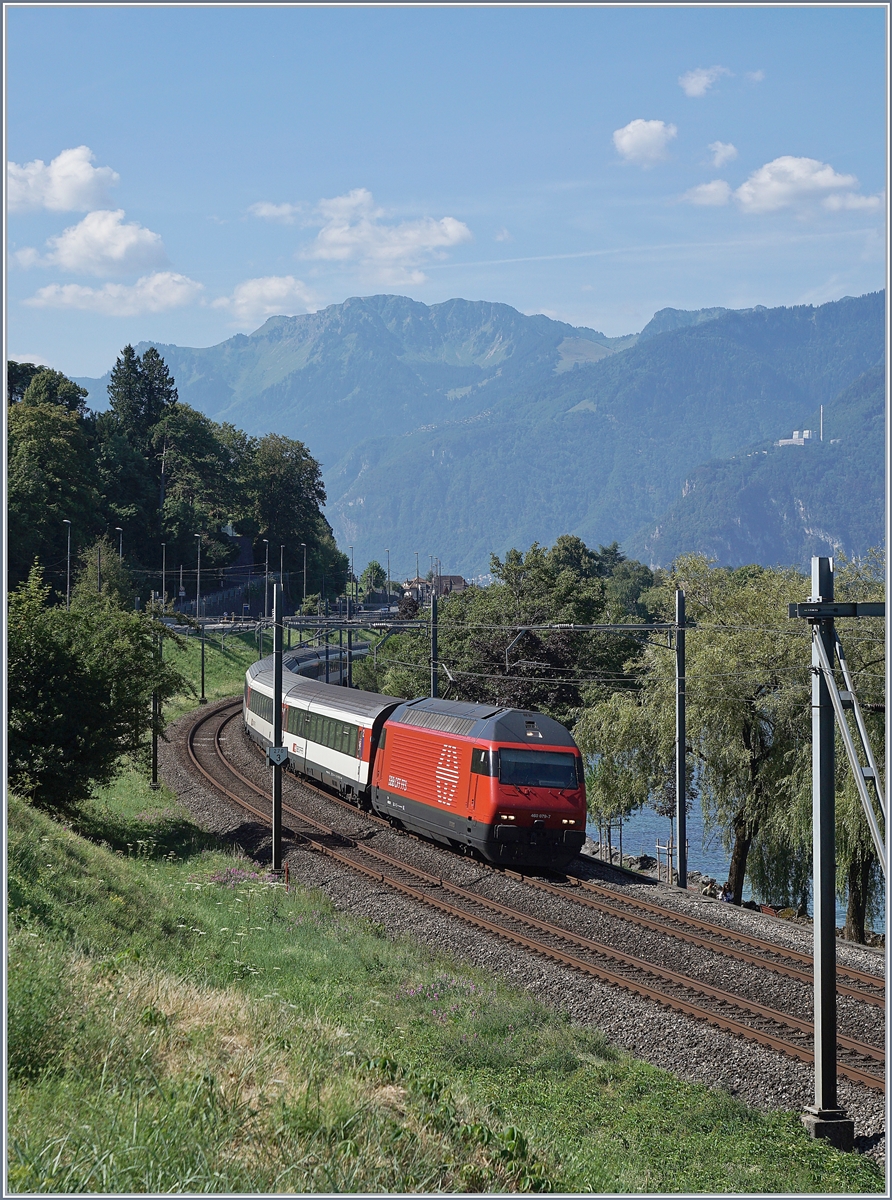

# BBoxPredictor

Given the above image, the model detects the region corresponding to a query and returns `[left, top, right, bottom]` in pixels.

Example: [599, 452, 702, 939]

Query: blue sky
[6, 4, 887, 377]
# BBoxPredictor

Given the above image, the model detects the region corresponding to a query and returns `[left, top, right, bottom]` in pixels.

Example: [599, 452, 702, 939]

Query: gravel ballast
[159, 700, 887, 1164]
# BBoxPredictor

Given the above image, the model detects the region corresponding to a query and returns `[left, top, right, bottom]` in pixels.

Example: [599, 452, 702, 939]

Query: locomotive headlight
[562, 819, 577, 825]
[499, 814, 516, 821]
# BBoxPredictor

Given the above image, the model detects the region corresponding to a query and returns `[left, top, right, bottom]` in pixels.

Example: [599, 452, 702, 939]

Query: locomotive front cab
[473, 742, 586, 865]
[470, 709, 587, 868]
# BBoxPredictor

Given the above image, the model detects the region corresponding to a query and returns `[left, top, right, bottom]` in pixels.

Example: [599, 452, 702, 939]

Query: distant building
[436, 575, 467, 597]
[776, 429, 817, 447]
[401, 574, 468, 601]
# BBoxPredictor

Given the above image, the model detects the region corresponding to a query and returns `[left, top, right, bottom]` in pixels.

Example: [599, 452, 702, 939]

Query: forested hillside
[328, 293, 884, 572]
[74, 297, 633, 468]
[628, 365, 884, 567]
[70, 291, 883, 575]
[7, 350, 345, 600]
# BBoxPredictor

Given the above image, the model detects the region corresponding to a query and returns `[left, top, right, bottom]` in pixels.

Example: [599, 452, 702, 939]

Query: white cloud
[684, 180, 732, 206]
[24, 272, 202, 316]
[681, 155, 882, 215]
[734, 156, 859, 213]
[248, 201, 302, 224]
[708, 141, 738, 168]
[212, 275, 317, 322]
[494, 227, 512, 242]
[746, 70, 765, 83]
[823, 191, 884, 212]
[9, 352, 54, 368]
[8, 145, 119, 213]
[612, 119, 677, 166]
[302, 188, 472, 283]
[679, 66, 732, 98]
[17, 209, 167, 276]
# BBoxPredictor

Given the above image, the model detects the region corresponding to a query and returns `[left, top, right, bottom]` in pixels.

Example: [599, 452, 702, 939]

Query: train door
[467, 772, 480, 815]
[468, 746, 495, 821]
[285, 703, 307, 775]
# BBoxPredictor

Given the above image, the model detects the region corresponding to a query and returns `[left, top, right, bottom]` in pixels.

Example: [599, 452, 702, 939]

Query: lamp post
[195, 533, 206, 704]
[63, 519, 71, 609]
[301, 542, 307, 608]
[263, 538, 270, 620]
[385, 548, 390, 611]
[161, 542, 166, 605]
[415, 551, 420, 600]
[116, 526, 123, 561]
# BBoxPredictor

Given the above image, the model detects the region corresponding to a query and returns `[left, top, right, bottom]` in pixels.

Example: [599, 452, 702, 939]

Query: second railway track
[187, 697, 885, 1094]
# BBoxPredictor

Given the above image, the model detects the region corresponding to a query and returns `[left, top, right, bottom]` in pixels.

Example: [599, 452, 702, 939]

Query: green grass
[6, 790, 883, 1194]
[6, 633, 884, 1193]
[162, 630, 259, 720]
[161, 627, 367, 721]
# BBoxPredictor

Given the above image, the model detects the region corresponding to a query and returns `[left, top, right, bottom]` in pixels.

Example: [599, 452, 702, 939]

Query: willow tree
[576, 556, 814, 904]
[831, 550, 885, 941]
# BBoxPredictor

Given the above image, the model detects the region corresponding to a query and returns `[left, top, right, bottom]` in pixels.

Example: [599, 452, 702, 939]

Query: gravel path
[159, 700, 887, 1164]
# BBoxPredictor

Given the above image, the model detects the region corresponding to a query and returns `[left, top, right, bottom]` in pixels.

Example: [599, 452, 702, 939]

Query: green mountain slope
[73, 291, 883, 577]
[328, 293, 884, 573]
[625, 364, 884, 568]
[74, 296, 631, 469]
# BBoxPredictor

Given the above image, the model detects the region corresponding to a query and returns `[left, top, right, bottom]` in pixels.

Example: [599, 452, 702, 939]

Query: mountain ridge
[71, 290, 884, 576]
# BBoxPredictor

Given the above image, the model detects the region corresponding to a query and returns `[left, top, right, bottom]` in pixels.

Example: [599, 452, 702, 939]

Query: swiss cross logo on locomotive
[436, 744, 460, 805]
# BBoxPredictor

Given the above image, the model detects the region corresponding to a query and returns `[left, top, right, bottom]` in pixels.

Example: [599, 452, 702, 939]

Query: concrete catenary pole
[63, 519, 71, 609]
[150, 591, 161, 792]
[347, 587, 353, 688]
[430, 591, 439, 698]
[195, 534, 206, 704]
[272, 583, 283, 871]
[263, 539, 270, 621]
[675, 589, 687, 889]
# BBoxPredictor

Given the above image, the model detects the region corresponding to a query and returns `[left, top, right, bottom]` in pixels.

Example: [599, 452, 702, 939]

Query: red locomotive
[372, 697, 586, 868]
[245, 656, 587, 870]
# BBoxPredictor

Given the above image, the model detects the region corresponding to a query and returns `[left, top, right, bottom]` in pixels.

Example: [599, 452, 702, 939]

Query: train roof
[247, 658, 404, 722]
[246, 657, 576, 745]
[390, 696, 577, 748]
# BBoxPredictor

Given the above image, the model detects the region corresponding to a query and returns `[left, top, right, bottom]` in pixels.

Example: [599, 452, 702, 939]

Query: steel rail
[198, 698, 884, 1004]
[511, 873, 885, 1008]
[237, 700, 884, 1007]
[324, 836, 883, 1066]
[565, 874, 886, 998]
[185, 700, 884, 1094]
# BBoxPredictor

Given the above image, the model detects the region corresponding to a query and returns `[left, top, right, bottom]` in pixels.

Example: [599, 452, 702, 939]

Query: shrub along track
[185, 699, 883, 1095]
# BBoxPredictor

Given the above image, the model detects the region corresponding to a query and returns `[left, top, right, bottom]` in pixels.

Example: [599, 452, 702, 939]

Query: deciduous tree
[355, 536, 643, 724]
[7, 564, 187, 813]
[7, 400, 100, 590]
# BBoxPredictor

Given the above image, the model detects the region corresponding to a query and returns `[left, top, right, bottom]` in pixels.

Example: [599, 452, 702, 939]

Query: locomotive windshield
[498, 748, 580, 790]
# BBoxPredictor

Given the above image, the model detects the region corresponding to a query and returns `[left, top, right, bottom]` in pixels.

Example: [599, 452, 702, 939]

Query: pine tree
[139, 346, 178, 429]
[107, 345, 144, 443]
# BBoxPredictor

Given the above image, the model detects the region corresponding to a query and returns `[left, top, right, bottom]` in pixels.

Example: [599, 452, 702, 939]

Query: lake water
[585, 802, 877, 930]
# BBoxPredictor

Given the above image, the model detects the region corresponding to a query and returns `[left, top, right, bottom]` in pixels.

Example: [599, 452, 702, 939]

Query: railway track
[186, 698, 885, 1094]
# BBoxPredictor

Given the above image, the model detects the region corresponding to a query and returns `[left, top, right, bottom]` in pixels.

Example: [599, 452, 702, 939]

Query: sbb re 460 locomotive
[244, 650, 587, 870]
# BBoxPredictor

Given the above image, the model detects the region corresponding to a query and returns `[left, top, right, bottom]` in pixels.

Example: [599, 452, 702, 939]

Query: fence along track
[184, 699, 885, 1094]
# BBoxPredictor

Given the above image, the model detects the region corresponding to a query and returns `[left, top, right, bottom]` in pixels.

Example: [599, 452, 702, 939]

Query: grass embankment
[162, 629, 260, 721]
[7, 636, 883, 1193]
